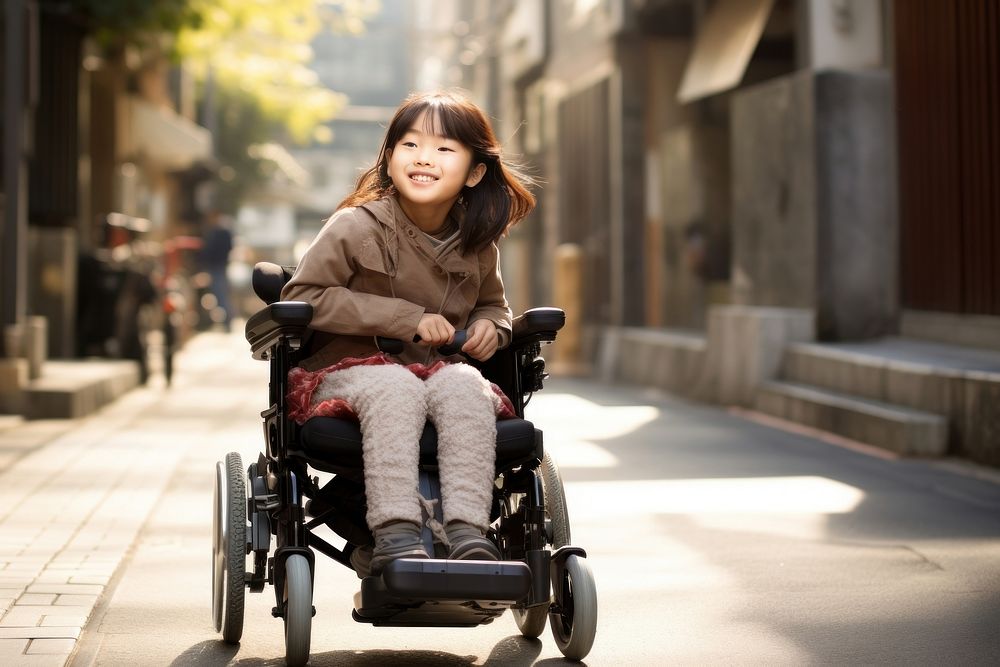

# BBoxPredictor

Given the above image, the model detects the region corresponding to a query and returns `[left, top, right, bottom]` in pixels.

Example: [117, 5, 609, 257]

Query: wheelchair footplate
[352, 558, 532, 627]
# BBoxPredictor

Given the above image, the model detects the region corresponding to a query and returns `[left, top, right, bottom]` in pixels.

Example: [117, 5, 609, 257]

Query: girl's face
[386, 111, 486, 215]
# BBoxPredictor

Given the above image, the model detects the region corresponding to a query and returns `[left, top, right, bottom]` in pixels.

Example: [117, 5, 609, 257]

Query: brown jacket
[281, 196, 512, 371]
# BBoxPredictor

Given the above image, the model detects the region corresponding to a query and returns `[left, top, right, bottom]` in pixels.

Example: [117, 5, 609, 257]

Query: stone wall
[731, 71, 818, 310]
[731, 69, 897, 341]
[593, 305, 814, 407]
[814, 70, 897, 340]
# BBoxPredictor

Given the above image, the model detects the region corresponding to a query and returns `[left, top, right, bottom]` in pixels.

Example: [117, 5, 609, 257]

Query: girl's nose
[415, 149, 434, 166]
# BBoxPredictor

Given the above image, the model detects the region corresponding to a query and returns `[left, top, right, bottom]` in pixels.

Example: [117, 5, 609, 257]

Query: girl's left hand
[462, 319, 500, 361]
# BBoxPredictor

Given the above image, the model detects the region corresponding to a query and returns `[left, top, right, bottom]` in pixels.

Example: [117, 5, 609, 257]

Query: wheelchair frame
[212, 265, 597, 665]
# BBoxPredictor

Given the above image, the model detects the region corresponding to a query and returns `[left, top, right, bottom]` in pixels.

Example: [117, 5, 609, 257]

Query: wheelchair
[212, 262, 598, 665]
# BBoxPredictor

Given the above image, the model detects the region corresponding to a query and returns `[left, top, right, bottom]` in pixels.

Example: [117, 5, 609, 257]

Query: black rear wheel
[212, 452, 246, 643]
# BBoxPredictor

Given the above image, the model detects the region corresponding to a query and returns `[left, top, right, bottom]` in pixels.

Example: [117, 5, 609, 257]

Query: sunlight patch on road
[566, 477, 864, 516]
[526, 393, 660, 439]
[563, 511, 814, 665]
[523, 393, 659, 468]
[541, 437, 620, 468]
[582, 525, 736, 593]
[566, 477, 865, 541]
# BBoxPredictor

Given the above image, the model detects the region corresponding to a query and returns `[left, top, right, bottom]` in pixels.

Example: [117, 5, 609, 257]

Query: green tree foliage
[64, 0, 379, 212]
[172, 1, 380, 210]
[66, 1, 374, 142]
[63, 0, 204, 43]
[176, 0, 378, 145]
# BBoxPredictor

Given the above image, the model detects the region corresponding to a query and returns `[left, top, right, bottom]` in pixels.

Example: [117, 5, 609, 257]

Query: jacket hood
[359, 196, 396, 227]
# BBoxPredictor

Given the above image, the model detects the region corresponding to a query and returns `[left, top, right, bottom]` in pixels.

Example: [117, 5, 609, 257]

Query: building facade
[430, 0, 999, 464]
[2, 1, 213, 406]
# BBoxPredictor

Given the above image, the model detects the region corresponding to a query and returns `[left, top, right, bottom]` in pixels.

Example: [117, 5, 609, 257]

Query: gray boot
[370, 520, 429, 574]
[349, 544, 373, 578]
[446, 521, 501, 561]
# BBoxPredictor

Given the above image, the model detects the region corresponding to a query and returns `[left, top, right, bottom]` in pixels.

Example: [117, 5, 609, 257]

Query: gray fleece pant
[311, 362, 501, 532]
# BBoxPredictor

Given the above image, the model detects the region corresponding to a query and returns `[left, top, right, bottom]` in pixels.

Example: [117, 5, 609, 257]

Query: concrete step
[611, 327, 707, 397]
[781, 338, 1000, 416]
[23, 359, 141, 419]
[755, 380, 948, 456]
[778, 339, 1000, 464]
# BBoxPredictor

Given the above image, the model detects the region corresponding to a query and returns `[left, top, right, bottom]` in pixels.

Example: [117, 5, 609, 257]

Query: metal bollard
[24, 316, 47, 380]
[552, 243, 584, 374]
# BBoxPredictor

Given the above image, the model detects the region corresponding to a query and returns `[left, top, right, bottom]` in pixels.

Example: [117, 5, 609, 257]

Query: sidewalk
[0, 329, 264, 666]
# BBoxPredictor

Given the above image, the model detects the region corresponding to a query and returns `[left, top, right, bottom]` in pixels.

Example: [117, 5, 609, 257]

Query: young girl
[281, 90, 535, 575]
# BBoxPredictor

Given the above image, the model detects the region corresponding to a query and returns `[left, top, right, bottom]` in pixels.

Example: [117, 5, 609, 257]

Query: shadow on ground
[171, 635, 584, 666]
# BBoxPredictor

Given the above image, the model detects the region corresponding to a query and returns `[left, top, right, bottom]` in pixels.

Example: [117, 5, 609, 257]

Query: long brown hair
[339, 90, 535, 253]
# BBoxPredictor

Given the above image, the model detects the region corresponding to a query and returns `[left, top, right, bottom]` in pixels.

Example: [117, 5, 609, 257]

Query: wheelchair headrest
[252, 262, 295, 304]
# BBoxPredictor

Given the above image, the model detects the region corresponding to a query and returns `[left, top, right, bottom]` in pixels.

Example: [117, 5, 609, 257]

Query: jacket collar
[362, 196, 478, 277]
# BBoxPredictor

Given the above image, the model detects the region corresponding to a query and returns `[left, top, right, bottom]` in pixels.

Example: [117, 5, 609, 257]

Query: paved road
[6, 330, 999, 666]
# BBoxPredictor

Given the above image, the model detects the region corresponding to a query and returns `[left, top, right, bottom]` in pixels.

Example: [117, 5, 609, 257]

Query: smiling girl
[281, 90, 535, 575]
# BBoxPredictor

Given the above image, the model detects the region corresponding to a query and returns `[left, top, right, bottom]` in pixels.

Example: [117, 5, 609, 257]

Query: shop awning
[677, 0, 775, 103]
[130, 97, 212, 171]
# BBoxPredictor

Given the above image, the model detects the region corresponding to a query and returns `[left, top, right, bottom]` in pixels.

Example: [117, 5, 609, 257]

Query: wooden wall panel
[896, 0, 1000, 315]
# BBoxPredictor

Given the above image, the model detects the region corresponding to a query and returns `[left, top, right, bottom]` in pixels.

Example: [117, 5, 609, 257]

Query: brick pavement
[0, 330, 262, 666]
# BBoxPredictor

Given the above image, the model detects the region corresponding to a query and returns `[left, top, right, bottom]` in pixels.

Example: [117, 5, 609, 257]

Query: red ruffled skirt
[286, 353, 516, 425]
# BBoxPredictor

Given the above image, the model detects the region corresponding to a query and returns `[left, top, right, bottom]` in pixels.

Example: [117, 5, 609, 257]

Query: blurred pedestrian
[199, 209, 234, 330]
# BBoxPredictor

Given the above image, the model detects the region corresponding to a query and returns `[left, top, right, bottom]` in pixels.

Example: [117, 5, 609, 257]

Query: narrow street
[3, 2, 999, 665]
[2, 330, 999, 665]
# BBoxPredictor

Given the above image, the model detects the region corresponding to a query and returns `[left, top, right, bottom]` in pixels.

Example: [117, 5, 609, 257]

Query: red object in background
[162, 235, 203, 278]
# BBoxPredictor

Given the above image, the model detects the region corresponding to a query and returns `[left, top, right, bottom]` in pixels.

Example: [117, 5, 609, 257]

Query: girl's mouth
[410, 173, 437, 183]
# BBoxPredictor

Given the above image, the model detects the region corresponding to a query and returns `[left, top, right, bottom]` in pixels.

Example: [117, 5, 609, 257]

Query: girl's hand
[416, 313, 455, 347]
[462, 318, 500, 361]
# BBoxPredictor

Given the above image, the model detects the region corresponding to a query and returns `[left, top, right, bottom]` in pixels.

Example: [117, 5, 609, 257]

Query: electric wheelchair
[212, 262, 598, 665]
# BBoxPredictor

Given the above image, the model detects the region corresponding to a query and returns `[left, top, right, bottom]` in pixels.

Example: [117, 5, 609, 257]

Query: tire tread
[221, 452, 246, 643]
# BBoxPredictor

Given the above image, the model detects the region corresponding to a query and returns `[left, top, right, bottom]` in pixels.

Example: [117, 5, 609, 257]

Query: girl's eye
[438, 146, 454, 152]
[401, 141, 417, 148]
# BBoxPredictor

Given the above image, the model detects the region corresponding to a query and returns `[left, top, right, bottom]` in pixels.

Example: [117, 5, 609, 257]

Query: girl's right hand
[416, 313, 455, 347]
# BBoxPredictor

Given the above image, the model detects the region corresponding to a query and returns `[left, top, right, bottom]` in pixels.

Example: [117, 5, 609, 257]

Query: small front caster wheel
[283, 554, 313, 666]
[550, 554, 597, 661]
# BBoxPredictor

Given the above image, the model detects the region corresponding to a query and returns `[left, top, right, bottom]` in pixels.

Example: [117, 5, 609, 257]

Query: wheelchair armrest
[245, 301, 313, 361]
[477, 308, 564, 413]
[510, 307, 565, 347]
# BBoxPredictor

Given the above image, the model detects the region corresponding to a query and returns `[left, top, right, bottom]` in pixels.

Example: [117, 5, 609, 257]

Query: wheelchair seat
[294, 416, 541, 475]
